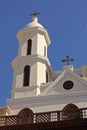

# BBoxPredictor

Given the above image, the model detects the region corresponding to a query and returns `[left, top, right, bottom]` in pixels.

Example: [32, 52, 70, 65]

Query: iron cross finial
[30, 10, 40, 17]
[61, 55, 74, 65]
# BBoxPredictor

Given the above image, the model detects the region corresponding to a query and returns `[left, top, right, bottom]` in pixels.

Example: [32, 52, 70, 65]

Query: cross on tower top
[61, 55, 74, 65]
[30, 10, 40, 17]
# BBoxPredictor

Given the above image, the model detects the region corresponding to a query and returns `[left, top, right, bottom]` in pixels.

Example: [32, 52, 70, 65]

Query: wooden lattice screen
[0, 107, 87, 126]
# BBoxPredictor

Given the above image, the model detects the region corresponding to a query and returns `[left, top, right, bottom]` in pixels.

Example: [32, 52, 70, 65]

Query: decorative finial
[30, 10, 40, 17]
[61, 55, 74, 65]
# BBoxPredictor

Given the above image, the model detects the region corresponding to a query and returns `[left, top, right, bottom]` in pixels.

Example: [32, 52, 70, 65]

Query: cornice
[7, 91, 87, 110]
[12, 54, 52, 72]
[17, 27, 51, 46]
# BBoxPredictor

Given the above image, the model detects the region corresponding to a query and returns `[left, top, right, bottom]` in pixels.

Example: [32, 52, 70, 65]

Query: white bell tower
[11, 11, 51, 99]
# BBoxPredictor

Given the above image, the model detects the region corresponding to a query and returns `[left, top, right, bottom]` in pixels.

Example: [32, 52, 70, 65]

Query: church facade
[0, 11, 87, 129]
[7, 11, 87, 114]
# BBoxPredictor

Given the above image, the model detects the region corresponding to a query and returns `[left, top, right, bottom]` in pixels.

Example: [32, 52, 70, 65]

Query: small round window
[63, 80, 74, 90]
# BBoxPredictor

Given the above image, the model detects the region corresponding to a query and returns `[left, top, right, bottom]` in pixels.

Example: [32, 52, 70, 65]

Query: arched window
[17, 108, 33, 124]
[27, 39, 32, 55]
[46, 72, 48, 82]
[23, 65, 30, 86]
[62, 103, 80, 120]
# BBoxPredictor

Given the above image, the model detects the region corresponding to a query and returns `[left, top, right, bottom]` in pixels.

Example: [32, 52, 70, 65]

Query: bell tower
[11, 11, 51, 99]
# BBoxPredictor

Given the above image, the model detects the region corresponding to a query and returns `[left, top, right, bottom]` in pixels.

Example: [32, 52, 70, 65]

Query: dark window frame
[23, 65, 30, 86]
[46, 71, 48, 82]
[27, 39, 32, 55]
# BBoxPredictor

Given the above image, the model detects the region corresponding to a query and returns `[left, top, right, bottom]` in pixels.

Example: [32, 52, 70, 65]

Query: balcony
[0, 107, 87, 125]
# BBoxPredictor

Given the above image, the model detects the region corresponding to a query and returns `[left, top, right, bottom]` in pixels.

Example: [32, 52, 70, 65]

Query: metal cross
[30, 10, 40, 17]
[61, 55, 74, 65]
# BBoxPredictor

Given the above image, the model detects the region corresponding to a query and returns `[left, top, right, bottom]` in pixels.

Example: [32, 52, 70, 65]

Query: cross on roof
[30, 10, 40, 17]
[61, 55, 74, 65]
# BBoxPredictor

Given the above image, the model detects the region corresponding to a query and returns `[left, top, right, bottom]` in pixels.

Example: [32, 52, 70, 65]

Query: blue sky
[0, 0, 87, 106]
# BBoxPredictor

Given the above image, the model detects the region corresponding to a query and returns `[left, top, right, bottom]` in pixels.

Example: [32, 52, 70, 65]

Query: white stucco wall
[30, 62, 37, 86]
[30, 62, 47, 86]
[21, 42, 27, 56]
[37, 62, 46, 85]
[14, 89, 37, 99]
[7, 91, 87, 115]
[37, 34, 47, 56]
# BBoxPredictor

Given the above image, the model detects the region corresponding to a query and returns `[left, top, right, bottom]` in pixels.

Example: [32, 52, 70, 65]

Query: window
[62, 103, 80, 120]
[23, 65, 30, 86]
[17, 108, 33, 124]
[63, 80, 74, 90]
[27, 39, 32, 55]
[46, 72, 48, 82]
[44, 46, 46, 56]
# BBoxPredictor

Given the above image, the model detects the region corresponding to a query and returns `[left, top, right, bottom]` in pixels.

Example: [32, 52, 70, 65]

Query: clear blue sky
[0, 0, 87, 106]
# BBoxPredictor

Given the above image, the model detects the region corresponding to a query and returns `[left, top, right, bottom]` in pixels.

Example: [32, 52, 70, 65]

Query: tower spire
[30, 10, 40, 17]
[61, 55, 74, 65]
[30, 10, 40, 22]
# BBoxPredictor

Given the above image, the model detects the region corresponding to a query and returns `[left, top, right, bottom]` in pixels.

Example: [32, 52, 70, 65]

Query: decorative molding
[7, 91, 87, 110]
[12, 54, 52, 71]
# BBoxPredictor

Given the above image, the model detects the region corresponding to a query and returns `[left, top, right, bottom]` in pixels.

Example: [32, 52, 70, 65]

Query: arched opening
[46, 72, 48, 82]
[27, 39, 32, 55]
[23, 65, 30, 86]
[62, 103, 80, 120]
[17, 108, 33, 124]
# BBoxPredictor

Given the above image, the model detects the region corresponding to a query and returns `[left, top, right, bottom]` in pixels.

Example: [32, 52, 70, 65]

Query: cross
[30, 10, 40, 17]
[61, 55, 74, 65]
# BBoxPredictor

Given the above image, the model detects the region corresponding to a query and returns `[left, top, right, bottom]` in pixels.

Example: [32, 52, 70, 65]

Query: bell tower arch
[27, 39, 32, 55]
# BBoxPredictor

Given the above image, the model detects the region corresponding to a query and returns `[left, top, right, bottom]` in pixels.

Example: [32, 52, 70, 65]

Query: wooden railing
[1, 119, 87, 130]
[0, 108, 87, 126]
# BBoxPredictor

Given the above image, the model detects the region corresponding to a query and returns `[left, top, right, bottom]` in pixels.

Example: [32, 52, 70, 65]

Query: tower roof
[17, 11, 51, 46]
[26, 16, 44, 29]
[26, 11, 44, 29]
